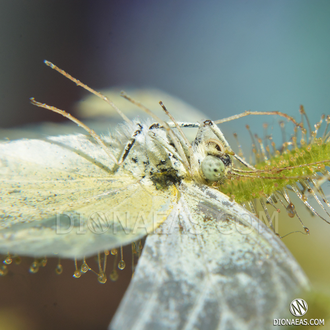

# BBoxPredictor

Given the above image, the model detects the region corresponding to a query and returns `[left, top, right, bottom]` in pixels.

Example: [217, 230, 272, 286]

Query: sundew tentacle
[0, 241, 142, 283]
[218, 110, 330, 229]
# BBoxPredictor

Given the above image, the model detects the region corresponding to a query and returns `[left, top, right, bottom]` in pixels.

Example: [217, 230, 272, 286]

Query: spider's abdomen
[201, 155, 227, 181]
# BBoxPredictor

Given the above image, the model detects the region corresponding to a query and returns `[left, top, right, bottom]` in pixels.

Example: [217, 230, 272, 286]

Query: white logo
[289, 298, 308, 317]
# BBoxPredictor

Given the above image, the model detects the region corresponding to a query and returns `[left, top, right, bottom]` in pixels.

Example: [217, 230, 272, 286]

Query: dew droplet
[80, 262, 89, 273]
[0, 265, 8, 276]
[14, 256, 21, 265]
[55, 264, 63, 275]
[118, 260, 126, 270]
[110, 270, 118, 281]
[41, 258, 47, 267]
[98, 272, 107, 284]
[286, 203, 295, 218]
[29, 261, 39, 273]
[73, 270, 81, 278]
[4, 256, 12, 265]
[111, 249, 118, 255]
[132, 242, 137, 255]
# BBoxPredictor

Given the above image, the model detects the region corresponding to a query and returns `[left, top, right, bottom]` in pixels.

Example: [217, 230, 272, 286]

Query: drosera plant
[218, 106, 330, 236]
[1, 60, 330, 329]
[0, 60, 329, 282]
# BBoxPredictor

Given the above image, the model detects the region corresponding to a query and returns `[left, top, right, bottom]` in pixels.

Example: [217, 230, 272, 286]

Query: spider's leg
[118, 123, 144, 165]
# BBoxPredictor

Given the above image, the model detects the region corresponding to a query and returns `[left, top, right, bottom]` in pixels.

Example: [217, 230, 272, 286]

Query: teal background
[1, 1, 330, 133]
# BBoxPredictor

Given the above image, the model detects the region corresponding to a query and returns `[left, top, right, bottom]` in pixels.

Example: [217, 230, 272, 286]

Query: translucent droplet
[104, 250, 110, 256]
[0, 265, 8, 276]
[29, 262, 39, 274]
[55, 264, 63, 275]
[111, 249, 118, 255]
[304, 227, 310, 234]
[286, 203, 295, 218]
[73, 270, 81, 278]
[14, 256, 21, 265]
[41, 258, 47, 267]
[131, 242, 136, 253]
[98, 272, 107, 284]
[4, 256, 12, 265]
[118, 260, 126, 270]
[110, 270, 118, 281]
[80, 262, 89, 273]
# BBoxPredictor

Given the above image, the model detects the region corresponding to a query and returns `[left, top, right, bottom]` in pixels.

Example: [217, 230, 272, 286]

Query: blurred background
[1, 1, 330, 329]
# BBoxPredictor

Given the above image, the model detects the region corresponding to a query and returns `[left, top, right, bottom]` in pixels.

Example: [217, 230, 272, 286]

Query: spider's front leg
[118, 123, 144, 165]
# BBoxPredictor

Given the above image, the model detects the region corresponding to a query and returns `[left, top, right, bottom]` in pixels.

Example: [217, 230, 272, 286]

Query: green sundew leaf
[219, 140, 330, 204]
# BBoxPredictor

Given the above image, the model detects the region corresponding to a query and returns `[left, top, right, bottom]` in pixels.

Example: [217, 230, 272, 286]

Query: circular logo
[289, 298, 308, 317]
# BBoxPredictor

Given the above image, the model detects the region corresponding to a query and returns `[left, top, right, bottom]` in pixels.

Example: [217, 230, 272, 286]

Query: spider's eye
[201, 155, 226, 181]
